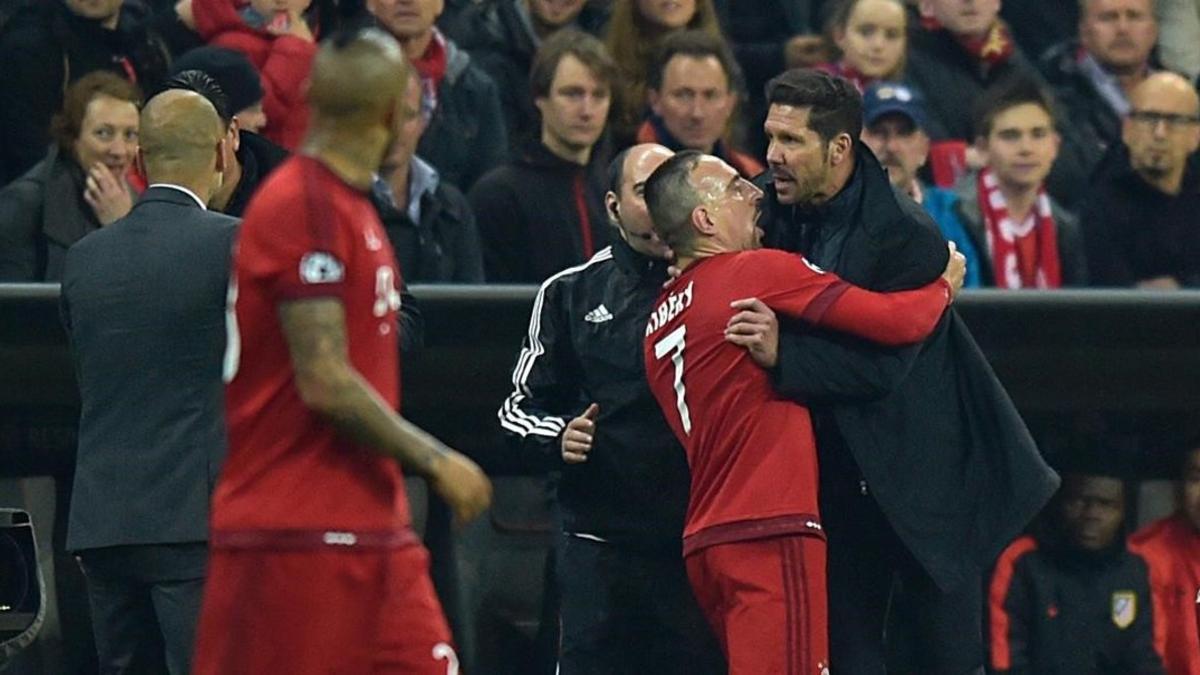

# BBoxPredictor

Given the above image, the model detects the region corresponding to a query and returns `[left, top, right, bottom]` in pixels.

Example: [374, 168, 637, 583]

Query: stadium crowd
[0, 0, 1198, 673]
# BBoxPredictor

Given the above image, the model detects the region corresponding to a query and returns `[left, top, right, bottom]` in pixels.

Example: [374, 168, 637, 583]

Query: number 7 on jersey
[654, 325, 692, 435]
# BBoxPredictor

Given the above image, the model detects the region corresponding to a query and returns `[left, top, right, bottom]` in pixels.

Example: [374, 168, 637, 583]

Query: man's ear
[648, 88, 662, 117]
[605, 191, 620, 222]
[228, 117, 241, 153]
[135, 149, 147, 180]
[215, 138, 227, 175]
[830, 133, 853, 165]
[690, 205, 716, 236]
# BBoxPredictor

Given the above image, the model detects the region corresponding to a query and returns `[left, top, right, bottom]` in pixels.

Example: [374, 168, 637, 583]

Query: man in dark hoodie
[989, 455, 1165, 674]
[734, 68, 1058, 674]
[469, 28, 612, 283]
[167, 46, 288, 217]
[448, 0, 589, 150]
[0, 0, 170, 186]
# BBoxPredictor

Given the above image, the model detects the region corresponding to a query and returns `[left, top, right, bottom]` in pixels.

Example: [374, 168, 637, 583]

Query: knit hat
[170, 47, 264, 116]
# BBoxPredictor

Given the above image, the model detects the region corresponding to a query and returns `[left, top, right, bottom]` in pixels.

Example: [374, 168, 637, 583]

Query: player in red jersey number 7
[642, 150, 965, 675]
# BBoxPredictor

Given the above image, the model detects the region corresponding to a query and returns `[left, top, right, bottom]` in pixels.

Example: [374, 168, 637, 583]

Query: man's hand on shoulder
[725, 298, 779, 368]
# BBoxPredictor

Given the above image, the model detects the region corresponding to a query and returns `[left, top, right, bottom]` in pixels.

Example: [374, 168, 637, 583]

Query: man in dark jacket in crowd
[368, 0, 508, 191]
[0, 0, 170, 186]
[448, 0, 588, 150]
[734, 68, 1058, 674]
[1084, 72, 1200, 288]
[989, 457, 1164, 674]
[166, 47, 288, 218]
[470, 29, 612, 283]
[1038, 0, 1159, 204]
[372, 60, 484, 283]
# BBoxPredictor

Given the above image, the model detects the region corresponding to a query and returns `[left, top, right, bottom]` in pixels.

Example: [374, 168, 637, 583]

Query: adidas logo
[584, 304, 614, 323]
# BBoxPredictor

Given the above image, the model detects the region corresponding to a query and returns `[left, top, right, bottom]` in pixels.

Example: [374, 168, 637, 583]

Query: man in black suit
[728, 68, 1060, 674]
[59, 88, 236, 674]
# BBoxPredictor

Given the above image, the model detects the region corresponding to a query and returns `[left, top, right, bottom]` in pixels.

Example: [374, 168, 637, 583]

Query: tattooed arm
[279, 297, 492, 522]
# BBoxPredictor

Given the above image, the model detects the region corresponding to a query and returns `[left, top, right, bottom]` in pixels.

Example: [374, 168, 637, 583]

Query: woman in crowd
[817, 0, 908, 92]
[606, 0, 724, 145]
[0, 72, 142, 281]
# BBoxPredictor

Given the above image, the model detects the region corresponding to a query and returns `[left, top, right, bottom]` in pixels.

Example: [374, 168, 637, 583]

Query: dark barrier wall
[3, 284, 1200, 473]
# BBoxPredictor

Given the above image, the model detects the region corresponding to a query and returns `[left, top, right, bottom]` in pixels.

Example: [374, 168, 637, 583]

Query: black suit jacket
[61, 186, 238, 551]
[758, 145, 1060, 591]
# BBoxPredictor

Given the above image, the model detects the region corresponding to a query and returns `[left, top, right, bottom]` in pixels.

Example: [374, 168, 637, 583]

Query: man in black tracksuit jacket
[745, 70, 1059, 674]
[498, 145, 724, 674]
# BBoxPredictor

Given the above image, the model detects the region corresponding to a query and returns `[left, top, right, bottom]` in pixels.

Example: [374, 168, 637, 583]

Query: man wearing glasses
[1082, 71, 1200, 288]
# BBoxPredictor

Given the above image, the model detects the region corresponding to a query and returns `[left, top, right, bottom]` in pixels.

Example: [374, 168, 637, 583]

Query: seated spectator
[371, 64, 484, 283]
[1155, 0, 1200, 81]
[637, 30, 762, 178]
[1083, 72, 1200, 288]
[0, 72, 142, 281]
[989, 457, 1165, 674]
[933, 77, 1086, 288]
[0, 0, 168, 186]
[448, 0, 589, 149]
[857, 82, 981, 285]
[816, 0, 908, 92]
[907, 0, 1038, 143]
[369, 0, 508, 191]
[1039, 0, 1158, 207]
[162, 56, 288, 217]
[470, 29, 613, 283]
[1131, 443, 1200, 675]
[605, 0, 724, 146]
[188, 0, 317, 150]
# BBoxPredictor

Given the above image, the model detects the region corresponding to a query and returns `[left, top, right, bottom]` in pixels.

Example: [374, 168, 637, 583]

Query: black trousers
[823, 485, 985, 675]
[556, 534, 726, 675]
[76, 543, 207, 675]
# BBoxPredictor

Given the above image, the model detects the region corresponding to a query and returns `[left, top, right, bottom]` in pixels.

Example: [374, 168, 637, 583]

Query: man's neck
[1105, 62, 1150, 97]
[524, 1, 561, 40]
[303, 122, 390, 191]
[401, 29, 435, 61]
[101, 12, 120, 30]
[149, 175, 213, 206]
[541, 130, 591, 166]
[388, 161, 412, 212]
[1139, 167, 1186, 196]
[209, 156, 242, 212]
[997, 180, 1039, 220]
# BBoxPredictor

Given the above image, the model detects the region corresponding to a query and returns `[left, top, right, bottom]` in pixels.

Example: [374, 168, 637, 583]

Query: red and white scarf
[921, 15, 1015, 71]
[978, 168, 1062, 289]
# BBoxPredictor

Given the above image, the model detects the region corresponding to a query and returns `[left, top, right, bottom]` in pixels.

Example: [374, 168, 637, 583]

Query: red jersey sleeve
[743, 249, 950, 346]
[238, 170, 354, 303]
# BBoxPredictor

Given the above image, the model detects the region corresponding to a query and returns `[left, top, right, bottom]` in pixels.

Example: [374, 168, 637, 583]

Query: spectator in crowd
[907, 0, 1037, 143]
[368, 0, 508, 191]
[0, 0, 168, 186]
[448, 0, 589, 149]
[470, 29, 613, 283]
[1083, 72, 1200, 288]
[60, 88, 236, 675]
[372, 63, 484, 283]
[935, 77, 1087, 288]
[186, 0, 318, 150]
[857, 81, 978, 284]
[1155, 0, 1200, 82]
[1039, 0, 1159, 204]
[989, 457, 1165, 674]
[0, 72, 142, 281]
[999, 0, 1079, 63]
[1131, 443, 1200, 675]
[637, 30, 762, 178]
[605, 0, 723, 146]
[816, 0, 908, 92]
[167, 48, 288, 217]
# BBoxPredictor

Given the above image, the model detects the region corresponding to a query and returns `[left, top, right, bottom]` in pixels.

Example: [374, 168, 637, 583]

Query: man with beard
[731, 67, 1058, 674]
[1083, 72, 1200, 288]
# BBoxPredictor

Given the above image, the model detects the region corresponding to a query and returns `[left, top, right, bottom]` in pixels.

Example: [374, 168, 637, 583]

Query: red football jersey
[643, 249, 949, 556]
[215, 156, 410, 537]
